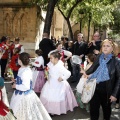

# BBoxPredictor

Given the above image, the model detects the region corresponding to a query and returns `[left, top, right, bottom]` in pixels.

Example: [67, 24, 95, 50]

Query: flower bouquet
[44, 67, 49, 80]
[4, 68, 14, 81]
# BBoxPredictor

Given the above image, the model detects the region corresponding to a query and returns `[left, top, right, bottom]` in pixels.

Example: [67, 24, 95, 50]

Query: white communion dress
[10, 66, 52, 120]
[40, 60, 78, 115]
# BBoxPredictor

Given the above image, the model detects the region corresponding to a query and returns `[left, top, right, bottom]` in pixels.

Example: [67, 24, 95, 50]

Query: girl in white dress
[10, 52, 52, 120]
[32, 49, 45, 94]
[40, 51, 78, 115]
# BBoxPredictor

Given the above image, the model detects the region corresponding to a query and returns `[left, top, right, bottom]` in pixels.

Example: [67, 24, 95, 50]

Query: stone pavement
[5, 78, 120, 120]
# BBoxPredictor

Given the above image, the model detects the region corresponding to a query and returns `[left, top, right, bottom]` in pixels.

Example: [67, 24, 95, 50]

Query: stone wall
[0, 0, 68, 57]
[0, 0, 37, 57]
[52, 9, 64, 40]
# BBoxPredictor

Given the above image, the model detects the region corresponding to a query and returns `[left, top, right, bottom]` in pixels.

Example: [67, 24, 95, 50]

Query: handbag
[81, 78, 96, 103]
[76, 76, 87, 94]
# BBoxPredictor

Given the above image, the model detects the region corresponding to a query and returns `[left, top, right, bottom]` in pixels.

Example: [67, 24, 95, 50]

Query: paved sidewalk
[5, 78, 120, 120]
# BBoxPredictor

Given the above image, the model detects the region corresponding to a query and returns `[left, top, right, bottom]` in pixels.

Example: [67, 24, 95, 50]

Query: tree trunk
[66, 18, 74, 40]
[43, 0, 58, 35]
[57, 0, 83, 40]
[87, 13, 91, 42]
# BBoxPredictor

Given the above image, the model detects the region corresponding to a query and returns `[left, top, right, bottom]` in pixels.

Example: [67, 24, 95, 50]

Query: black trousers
[1, 59, 8, 78]
[72, 64, 80, 82]
[42, 55, 49, 67]
[90, 82, 111, 120]
[67, 59, 72, 75]
[116, 89, 120, 104]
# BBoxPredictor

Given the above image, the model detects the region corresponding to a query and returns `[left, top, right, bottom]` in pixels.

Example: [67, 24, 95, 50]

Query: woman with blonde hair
[81, 39, 120, 120]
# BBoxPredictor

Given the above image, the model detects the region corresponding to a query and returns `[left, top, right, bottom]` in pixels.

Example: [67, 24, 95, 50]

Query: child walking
[76, 54, 96, 112]
[32, 49, 46, 94]
[8, 48, 20, 79]
[40, 51, 78, 115]
[10, 52, 52, 120]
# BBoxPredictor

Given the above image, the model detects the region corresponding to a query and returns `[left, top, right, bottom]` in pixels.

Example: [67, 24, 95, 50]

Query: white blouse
[16, 67, 32, 91]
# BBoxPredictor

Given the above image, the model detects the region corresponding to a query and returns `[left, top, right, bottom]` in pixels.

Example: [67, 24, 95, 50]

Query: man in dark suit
[39, 33, 55, 66]
[71, 33, 88, 82]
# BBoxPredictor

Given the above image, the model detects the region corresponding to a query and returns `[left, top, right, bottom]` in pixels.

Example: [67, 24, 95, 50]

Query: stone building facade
[0, 0, 39, 56]
[0, 0, 65, 56]
[0, 0, 107, 57]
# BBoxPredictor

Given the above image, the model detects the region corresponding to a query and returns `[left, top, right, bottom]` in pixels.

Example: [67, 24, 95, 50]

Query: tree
[24, 0, 59, 35]
[22, 0, 119, 40]
[57, 0, 116, 38]
[43, 0, 59, 35]
[72, 0, 118, 28]
[57, 0, 117, 40]
[57, 0, 83, 40]
[111, 3, 120, 33]
[70, 0, 118, 41]
[108, 2, 120, 40]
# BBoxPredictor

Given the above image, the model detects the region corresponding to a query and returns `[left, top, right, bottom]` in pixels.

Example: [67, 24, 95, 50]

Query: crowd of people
[0, 32, 120, 120]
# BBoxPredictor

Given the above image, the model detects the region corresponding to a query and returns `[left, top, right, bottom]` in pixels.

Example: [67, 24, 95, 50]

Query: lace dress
[10, 67, 52, 120]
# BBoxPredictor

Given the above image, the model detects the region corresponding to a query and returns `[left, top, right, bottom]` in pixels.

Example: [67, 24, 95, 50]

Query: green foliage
[111, 3, 120, 33]
[107, 2, 120, 41]
[71, 0, 118, 27]
[56, 0, 119, 30]
[33, 0, 48, 10]
[107, 30, 120, 40]
[21, 0, 119, 26]
[57, 0, 80, 17]
[21, 0, 48, 10]
[21, 0, 120, 36]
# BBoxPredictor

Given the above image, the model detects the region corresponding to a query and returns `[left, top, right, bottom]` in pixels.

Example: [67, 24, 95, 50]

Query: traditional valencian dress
[0, 90, 16, 120]
[8, 53, 20, 79]
[48, 49, 72, 69]
[0, 77, 15, 120]
[10, 67, 52, 120]
[1, 86, 9, 107]
[0, 41, 10, 78]
[48, 49, 72, 62]
[14, 44, 24, 53]
[32, 56, 45, 93]
[40, 60, 78, 115]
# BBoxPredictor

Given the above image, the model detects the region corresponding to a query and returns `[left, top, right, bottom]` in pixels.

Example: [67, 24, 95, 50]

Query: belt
[35, 67, 44, 71]
[15, 89, 32, 95]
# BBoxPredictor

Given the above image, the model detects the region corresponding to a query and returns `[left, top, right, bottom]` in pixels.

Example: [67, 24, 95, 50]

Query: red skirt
[0, 90, 9, 116]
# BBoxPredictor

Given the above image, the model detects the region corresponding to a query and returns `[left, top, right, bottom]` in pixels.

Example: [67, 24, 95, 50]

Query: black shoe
[49, 114, 54, 117]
